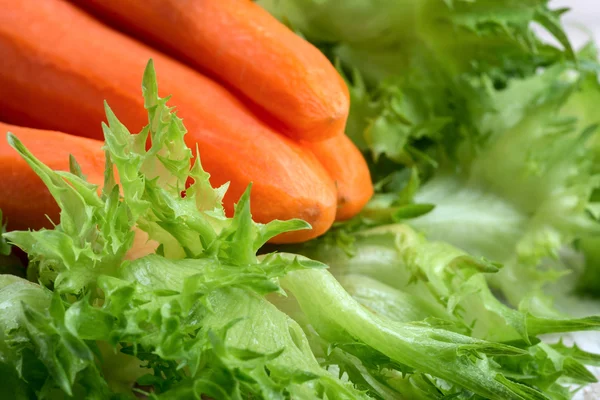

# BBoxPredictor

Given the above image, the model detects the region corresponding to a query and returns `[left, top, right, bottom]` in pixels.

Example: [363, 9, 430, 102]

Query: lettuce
[407, 63, 600, 308]
[2, 56, 599, 398]
[261, 1, 600, 397]
[0, 276, 111, 399]
[575, 237, 600, 298]
[260, 0, 573, 78]
[0, 61, 362, 399]
[278, 223, 600, 398]
[281, 269, 536, 399]
[261, 0, 600, 311]
[260, 0, 575, 168]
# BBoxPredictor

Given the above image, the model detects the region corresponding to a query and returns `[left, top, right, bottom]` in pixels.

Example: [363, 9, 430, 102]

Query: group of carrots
[0, 0, 373, 243]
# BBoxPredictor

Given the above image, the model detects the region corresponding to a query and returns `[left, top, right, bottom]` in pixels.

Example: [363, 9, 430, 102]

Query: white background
[553, 0, 600, 47]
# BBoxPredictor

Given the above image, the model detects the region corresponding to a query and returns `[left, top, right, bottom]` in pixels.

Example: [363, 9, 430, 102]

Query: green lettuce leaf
[260, 0, 574, 169]
[275, 222, 600, 398]
[0, 60, 365, 399]
[407, 63, 600, 307]
[261, 2, 600, 397]
[280, 268, 561, 400]
[260, 0, 572, 78]
[573, 235, 600, 299]
[0, 275, 110, 399]
[64, 256, 363, 399]
[298, 225, 600, 340]
[264, 0, 600, 311]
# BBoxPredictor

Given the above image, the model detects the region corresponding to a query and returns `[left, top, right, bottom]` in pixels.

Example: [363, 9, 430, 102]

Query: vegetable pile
[1, 0, 600, 399]
[0, 0, 372, 242]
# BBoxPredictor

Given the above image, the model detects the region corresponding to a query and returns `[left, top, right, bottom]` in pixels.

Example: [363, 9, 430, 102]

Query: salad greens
[0, 58, 597, 399]
[1, 61, 364, 399]
[259, 0, 600, 397]
[406, 62, 600, 310]
[2, 0, 600, 397]
[260, 0, 600, 308]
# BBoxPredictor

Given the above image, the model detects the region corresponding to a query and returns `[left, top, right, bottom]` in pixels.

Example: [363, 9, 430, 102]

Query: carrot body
[70, 0, 350, 142]
[0, 123, 105, 231]
[303, 135, 374, 221]
[0, 0, 337, 242]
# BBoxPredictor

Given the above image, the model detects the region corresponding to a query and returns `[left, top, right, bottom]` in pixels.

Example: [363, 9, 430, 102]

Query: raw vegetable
[70, 0, 350, 142]
[302, 134, 374, 220]
[0, 122, 105, 231]
[257, 1, 600, 396]
[280, 268, 600, 399]
[576, 237, 600, 298]
[273, 220, 600, 398]
[2, 61, 596, 399]
[260, 0, 600, 305]
[0, 0, 341, 242]
[259, 0, 574, 83]
[0, 0, 598, 398]
[405, 62, 600, 310]
[0, 62, 360, 398]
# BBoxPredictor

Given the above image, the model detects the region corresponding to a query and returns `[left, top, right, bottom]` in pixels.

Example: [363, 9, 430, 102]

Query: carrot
[0, 0, 337, 243]
[302, 134, 374, 221]
[70, 0, 350, 142]
[0, 122, 105, 231]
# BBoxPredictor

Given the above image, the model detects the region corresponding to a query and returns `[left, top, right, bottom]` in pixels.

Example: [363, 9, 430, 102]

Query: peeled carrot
[303, 134, 374, 221]
[0, 122, 105, 231]
[0, 0, 337, 243]
[70, 0, 350, 142]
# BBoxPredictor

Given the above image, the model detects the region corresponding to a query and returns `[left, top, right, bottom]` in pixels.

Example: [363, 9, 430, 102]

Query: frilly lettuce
[260, 0, 573, 79]
[0, 60, 362, 399]
[406, 63, 600, 307]
[2, 58, 598, 399]
[262, 0, 600, 311]
[260, 0, 575, 168]
[279, 223, 600, 398]
[281, 269, 536, 400]
[261, 1, 600, 397]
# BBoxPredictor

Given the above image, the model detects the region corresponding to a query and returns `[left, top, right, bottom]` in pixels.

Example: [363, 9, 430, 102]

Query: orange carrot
[70, 0, 350, 142]
[0, 0, 337, 242]
[303, 134, 374, 221]
[0, 122, 105, 231]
